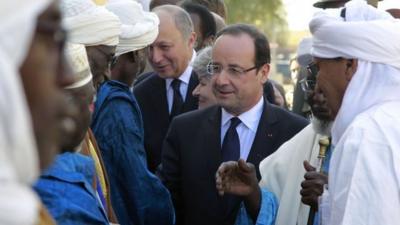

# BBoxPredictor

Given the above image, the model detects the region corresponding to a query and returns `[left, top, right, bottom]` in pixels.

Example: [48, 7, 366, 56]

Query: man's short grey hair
[192, 46, 212, 79]
[153, 5, 194, 40]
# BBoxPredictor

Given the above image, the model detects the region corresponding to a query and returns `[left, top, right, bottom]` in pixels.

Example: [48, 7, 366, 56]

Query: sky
[284, 0, 400, 31]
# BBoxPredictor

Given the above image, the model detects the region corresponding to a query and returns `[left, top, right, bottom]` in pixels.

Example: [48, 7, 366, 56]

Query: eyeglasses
[306, 62, 319, 80]
[299, 78, 316, 93]
[206, 62, 258, 77]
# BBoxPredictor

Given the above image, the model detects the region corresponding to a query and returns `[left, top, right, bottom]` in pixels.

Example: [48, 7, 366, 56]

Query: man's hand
[300, 160, 328, 209]
[216, 159, 261, 221]
[215, 159, 258, 197]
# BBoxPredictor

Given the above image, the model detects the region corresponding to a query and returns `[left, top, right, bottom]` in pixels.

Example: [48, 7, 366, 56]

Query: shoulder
[169, 105, 218, 130]
[268, 103, 309, 128]
[133, 72, 161, 93]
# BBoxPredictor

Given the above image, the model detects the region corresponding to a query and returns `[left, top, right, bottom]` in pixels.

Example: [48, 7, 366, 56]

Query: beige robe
[259, 124, 322, 225]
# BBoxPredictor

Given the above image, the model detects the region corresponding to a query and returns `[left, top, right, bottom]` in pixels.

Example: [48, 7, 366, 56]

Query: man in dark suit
[134, 5, 199, 172]
[162, 24, 308, 225]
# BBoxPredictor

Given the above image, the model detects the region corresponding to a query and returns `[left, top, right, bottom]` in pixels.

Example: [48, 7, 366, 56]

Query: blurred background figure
[180, 1, 217, 51]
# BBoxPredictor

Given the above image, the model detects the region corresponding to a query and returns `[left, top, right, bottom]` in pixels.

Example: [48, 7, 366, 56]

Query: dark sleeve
[161, 118, 184, 225]
[94, 98, 175, 225]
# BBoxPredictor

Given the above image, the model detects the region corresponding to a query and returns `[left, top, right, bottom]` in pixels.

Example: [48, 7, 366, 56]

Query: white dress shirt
[220, 96, 264, 160]
[165, 50, 196, 113]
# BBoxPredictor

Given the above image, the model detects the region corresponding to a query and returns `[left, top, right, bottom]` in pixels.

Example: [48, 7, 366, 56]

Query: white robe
[321, 102, 400, 225]
[259, 124, 323, 225]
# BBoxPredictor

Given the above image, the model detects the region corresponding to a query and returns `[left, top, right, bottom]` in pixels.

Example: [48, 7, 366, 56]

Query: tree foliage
[224, 0, 288, 46]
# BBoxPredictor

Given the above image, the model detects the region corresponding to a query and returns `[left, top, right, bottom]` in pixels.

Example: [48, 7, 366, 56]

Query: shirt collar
[221, 96, 264, 132]
[165, 49, 196, 88]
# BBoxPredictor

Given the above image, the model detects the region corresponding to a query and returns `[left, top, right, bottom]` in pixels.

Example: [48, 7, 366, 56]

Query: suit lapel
[182, 71, 199, 112]
[149, 75, 170, 125]
[247, 101, 279, 179]
[203, 106, 222, 173]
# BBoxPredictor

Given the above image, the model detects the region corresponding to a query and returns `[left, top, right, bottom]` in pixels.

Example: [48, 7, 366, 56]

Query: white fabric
[310, 0, 400, 71]
[0, 0, 51, 224]
[310, 0, 400, 145]
[220, 97, 264, 161]
[321, 102, 400, 225]
[296, 37, 313, 67]
[309, 1, 400, 224]
[165, 50, 196, 112]
[64, 43, 93, 89]
[258, 122, 324, 225]
[61, 0, 121, 46]
[106, 0, 159, 56]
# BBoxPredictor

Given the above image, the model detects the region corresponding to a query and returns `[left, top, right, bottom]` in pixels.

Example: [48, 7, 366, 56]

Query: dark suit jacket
[133, 72, 199, 172]
[162, 101, 308, 225]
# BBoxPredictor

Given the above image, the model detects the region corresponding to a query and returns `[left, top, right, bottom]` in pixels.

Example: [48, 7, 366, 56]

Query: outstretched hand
[215, 159, 258, 197]
[300, 160, 328, 209]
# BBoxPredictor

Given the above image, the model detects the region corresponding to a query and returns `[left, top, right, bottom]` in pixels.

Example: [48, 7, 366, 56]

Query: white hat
[106, 0, 159, 56]
[64, 43, 93, 89]
[61, 0, 122, 46]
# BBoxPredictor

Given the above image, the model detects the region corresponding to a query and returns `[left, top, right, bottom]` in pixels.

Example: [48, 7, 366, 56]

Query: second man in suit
[134, 5, 199, 172]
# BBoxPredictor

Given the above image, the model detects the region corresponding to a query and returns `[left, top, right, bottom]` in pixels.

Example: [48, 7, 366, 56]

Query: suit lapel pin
[267, 133, 273, 137]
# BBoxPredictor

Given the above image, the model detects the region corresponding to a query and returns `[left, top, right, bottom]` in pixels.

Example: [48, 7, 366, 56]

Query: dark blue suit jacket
[133, 72, 199, 172]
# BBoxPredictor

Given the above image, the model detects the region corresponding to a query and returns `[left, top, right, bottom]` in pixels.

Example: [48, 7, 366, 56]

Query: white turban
[106, 0, 159, 56]
[310, 0, 400, 145]
[0, 0, 52, 224]
[64, 43, 93, 89]
[61, 0, 121, 46]
[296, 37, 313, 66]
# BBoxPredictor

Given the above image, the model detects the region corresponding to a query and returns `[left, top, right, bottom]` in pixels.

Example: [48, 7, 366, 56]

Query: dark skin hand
[300, 161, 328, 210]
[216, 159, 261, 221]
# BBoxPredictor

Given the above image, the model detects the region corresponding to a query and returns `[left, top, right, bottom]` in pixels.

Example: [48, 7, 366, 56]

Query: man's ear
[188, 31, 197, 49]
[132, 51, 140, 63]
[259, 63, 270, 84]
[203, 35, 215, 47]
[345, 59, 358, 81]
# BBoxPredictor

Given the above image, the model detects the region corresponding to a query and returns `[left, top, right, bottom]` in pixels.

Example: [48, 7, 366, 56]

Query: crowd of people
[1, 0, 400, 225]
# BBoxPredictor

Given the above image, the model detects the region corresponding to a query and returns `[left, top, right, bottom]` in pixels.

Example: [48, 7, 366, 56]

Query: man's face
[148, 11, 195, 79]
[62, 82, 95, 151]
[312, 57, 355, 118]
[192, 76, 217, 109]
[86, 45, 116, 90]
[20, 0, 76, 170]
[211, 33, 269, 115]
[111, 49, 146, 86]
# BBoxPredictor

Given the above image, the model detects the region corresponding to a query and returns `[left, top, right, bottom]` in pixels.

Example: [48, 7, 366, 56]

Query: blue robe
[91, 80, 175, 225]
[34, 152, 109, 225]
[235, 188, 278, 225]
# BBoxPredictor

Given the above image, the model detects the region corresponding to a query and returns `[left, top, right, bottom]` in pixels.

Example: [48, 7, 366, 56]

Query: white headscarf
[64, 43, 93, 89]
[310, 0, 400, 145]
[0, 0, 52, 224]
[106, 0, 159, 56]
[61, 0, 121, 46]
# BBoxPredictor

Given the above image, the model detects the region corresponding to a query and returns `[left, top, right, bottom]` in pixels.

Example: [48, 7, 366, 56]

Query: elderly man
[134, 5, 199, 172]
[192, 46, 218, 108]
[91, 1, 174, 225]
[307, 1, 400, 224]
[61, 0, 121, 90]
[162, 23, 308, 225]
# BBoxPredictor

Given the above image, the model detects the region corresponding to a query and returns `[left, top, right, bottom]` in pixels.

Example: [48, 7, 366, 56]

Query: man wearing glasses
[161, 23, 308, 225]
